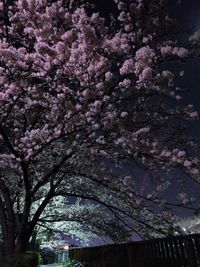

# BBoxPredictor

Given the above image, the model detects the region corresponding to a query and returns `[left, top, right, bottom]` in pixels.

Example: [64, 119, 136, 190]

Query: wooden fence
[69, 233, 200, 267]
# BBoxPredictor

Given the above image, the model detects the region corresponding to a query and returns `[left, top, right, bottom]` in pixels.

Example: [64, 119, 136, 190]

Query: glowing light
[62, 244, 70, 251]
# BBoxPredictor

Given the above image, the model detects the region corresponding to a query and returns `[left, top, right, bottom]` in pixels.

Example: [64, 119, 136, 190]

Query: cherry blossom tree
[176, 215, 200, 235]
[34, 196, 130, 247]
[0, 0, 199, 257]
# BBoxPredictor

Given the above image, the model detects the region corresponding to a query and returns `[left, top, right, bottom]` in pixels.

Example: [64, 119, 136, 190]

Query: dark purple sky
[92, 0, 200, 219]
[113, 2, 200, 248]
[68, 0, 200, 246]
[176, 0, 200, 215]
[179, 0, 200, 27]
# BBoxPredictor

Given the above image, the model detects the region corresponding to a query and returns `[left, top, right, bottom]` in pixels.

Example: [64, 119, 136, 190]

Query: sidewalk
[41, 264, 63, 267]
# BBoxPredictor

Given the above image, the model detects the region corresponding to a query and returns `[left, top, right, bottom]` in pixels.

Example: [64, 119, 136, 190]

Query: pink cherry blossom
[0, 0, 199, 256]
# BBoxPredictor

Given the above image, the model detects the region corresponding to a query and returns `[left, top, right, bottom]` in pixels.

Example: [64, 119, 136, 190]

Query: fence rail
[69, 233, 200, 267]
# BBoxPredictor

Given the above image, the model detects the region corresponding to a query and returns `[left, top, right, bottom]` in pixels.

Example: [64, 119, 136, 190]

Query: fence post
[184, 237, 198, 267]
[194, 236, 200, 266]
[69, 234, 200, 267]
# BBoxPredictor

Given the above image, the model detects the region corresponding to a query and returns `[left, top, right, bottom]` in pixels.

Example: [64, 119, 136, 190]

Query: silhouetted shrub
[0, 251, 40, 267]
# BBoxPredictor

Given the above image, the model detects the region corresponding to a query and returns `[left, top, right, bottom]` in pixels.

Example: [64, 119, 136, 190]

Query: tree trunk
[14, 233, 29, 254]
[14, 216, 32, 254]
[2, 227, 15, 257]
[1, 215, 31, 256]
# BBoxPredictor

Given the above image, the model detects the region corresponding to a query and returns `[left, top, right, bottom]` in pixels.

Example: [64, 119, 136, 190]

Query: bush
[0, 251, 40, 267]
[25, 251, 40, 266]
[40, 247, 56, 264]
[65, 259, 85, 267]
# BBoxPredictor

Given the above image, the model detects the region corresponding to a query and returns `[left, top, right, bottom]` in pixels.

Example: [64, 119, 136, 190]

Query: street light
[63, 244, 70, 251]
[60, 243, 70, 267]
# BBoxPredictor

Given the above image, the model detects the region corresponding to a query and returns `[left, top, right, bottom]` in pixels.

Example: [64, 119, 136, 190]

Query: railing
[69, 233, 200, 267]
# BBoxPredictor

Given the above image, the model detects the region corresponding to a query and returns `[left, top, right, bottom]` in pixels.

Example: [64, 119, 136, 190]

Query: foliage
[40, 247, 55, 265]
[176, 215, 200, 235]
[36, 196, 130, 247]
[0, 0, 199, 255]
[65, 259, 85, 267]
[0, 251, 39, 267]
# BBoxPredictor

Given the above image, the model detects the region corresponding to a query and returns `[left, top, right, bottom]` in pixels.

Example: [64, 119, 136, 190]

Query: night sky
[114, 0, 199, 239]
[98, 0, 200, 215]
[96, 0, 200, 245]
[90, 1, 200, 247]
[67, 0, 200, 246]
[173, 0, 200, 214]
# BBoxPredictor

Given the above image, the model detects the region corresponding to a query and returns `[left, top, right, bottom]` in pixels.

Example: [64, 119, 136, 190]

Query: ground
[41, 264, 63, 267]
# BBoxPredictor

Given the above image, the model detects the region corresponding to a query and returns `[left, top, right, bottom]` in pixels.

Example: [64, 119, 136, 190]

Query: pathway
[41, 264, 63, 267]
